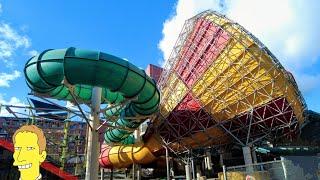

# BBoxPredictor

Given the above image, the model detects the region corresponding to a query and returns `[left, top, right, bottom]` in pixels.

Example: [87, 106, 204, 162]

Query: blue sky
[0, 0, 176, 112]
[0, 0, 319, 115]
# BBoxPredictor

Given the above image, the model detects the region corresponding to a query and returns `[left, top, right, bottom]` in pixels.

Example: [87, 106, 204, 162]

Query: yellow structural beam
[191, 16, 304, 123]
[160, 72, 188, 117]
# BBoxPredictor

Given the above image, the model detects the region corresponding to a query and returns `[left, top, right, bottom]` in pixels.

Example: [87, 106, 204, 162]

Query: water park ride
[157, 11, 306, 151]
[23, 11, 306, 171]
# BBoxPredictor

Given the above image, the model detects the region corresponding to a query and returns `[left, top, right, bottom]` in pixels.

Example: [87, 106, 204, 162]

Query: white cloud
[224, 0, 320, 70]
[0, 23, 31, 66]
[27, 50, 39, 57]
[158, 0, 222, 64]
[158, 0, 320, 96]
[0, 94, 27, 117]
[0, 70, 21, 87]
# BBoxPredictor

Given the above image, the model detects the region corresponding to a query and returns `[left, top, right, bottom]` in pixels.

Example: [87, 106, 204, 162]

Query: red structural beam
[174, 18, 230, 88]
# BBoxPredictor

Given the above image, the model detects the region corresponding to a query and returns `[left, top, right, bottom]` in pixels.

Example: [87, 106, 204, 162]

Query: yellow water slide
[99, 135, 162, 168]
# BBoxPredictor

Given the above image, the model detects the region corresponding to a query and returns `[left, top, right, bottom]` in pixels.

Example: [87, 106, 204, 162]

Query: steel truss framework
[156, 10, 306, 153]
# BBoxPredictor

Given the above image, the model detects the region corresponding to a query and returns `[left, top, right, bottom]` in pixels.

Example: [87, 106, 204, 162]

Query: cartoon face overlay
[12, 125, 47, 180]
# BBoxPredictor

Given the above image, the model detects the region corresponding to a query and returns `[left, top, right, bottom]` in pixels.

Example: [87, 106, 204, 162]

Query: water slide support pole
[132, 163, 136, 180]
[137, 165, 141, 180]
[185, 162, 191, 180]
[206, 150, 212, 170]
[252, 147, 258, 163]
[191, 157, 196, 180]
[60, 115, 70, 170]
[165, 146, 170, 180]
[100, 168, 104, 180]
[242, 146, 254, 173]
[85, 87, 102, 180]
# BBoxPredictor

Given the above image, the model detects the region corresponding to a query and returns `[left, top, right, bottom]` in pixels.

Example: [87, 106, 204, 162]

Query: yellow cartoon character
[12, 125, 47, 180]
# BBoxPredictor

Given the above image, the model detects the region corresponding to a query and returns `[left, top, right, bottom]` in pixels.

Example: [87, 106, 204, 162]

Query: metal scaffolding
[156, 10, 306, 153]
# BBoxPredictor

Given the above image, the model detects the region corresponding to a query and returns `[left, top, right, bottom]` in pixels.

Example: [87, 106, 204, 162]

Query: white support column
[204, 156, 208, 169]
[85, 87, 102, 180]
[242, 146, 254, 173]
[205, 151, 212, 170]
[185, 163, 192, 180]
[165, 146, 170, 180]
[136, 164, 141, 180]
[222, 165, 227, 180]
[280, 156, 288, 180]
[134, 128, 141, 142]
[191, 158, 196, 180]
[100, 168, 104, 180]
[132, 163, 136, 180]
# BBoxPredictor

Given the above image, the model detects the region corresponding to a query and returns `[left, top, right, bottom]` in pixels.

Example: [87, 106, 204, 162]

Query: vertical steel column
[252, 148, 258, 164]
[132, 163, 136, 180]
[205, 150, 212, 170]
[242, 146, 254, 173]
[219, 149, 224, 167]
[222, 165, 227, 180]
[85, 87, 102, 180]
[134, 127, 141, 180]
[191, 157, 196, 180]
[185, 162, 192, 180]
[281, 157, 288, 180]
[136, 165, 141, 180]
[110, 168, 114, 180]
[74, 154, 79, 176]
[100, 168, 104, 180]
[165, 146, 170, 180]
[60, 114, 70, 170]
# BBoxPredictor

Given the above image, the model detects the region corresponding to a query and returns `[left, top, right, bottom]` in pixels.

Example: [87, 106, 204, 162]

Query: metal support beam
[220, 124, 245, 146]
[110, 168, 114, 180]
[69, 89, 93, 130]
[185, 162, 192, 180]
[60, 112, 70, 170]
[100, 168, 104, 180]
[246, 110, 254, 145]
[205, 150, 212, 170]
[5, 107, 18, 118]
[220, 153, 224, 167]
[165, 146, 170, 180]
[132, 163, 136, 180]
[85, 87, 101, 180]
[136, 164, 141, 180]
[222, 165, 227, 180]
[242, 146, 254, 173]
[252, 147, 258, 164]
[191, 157, 196, 180]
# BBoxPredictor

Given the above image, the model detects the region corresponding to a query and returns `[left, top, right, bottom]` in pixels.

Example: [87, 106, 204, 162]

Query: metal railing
[222, 160, 285, 179]
[223, 158, 320, 180]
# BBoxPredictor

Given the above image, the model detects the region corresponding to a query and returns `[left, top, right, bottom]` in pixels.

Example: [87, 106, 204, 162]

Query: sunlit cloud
[0, 70, 21, 87]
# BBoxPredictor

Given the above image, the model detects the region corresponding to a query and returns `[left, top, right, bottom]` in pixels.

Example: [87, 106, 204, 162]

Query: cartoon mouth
[18, 163, 32, 169]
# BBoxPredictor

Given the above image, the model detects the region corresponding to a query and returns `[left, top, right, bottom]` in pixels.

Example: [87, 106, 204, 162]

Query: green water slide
[24, 47, 160, 143]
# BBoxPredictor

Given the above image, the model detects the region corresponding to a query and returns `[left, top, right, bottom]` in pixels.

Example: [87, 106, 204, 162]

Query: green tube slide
[24, 47, 160, 144]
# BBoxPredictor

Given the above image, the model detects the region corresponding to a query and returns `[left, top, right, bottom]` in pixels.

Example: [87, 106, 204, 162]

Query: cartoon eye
[27, 147, 34, 151]
[14, 147, 21, 151]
